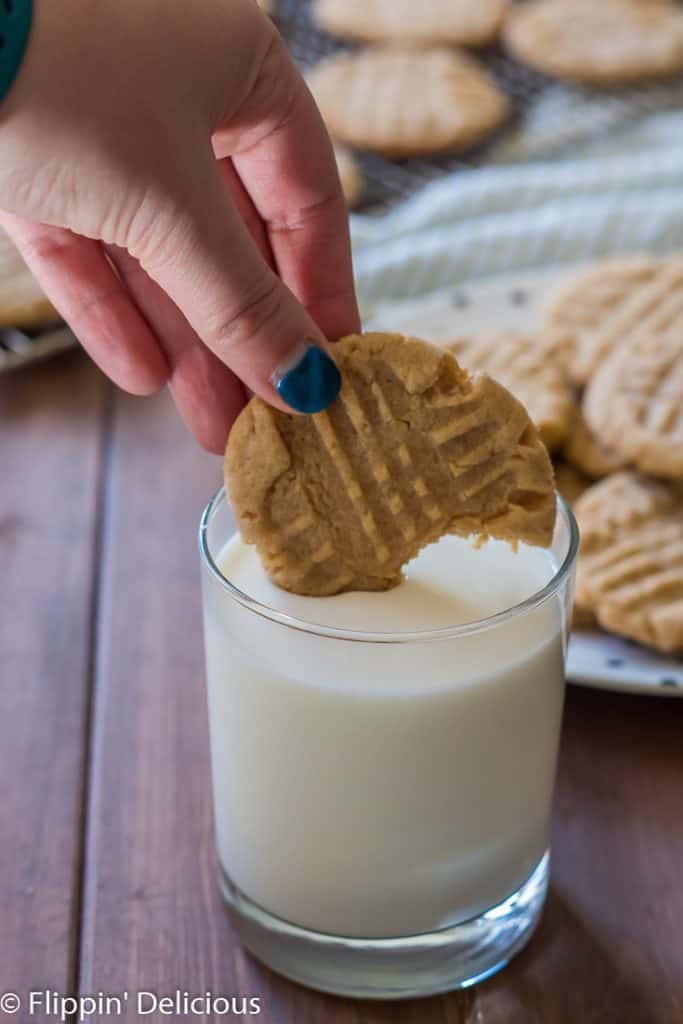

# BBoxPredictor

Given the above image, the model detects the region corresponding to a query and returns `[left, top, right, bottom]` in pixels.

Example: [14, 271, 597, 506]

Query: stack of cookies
[305, 0, 512, 206]
[445, 255, 683, 654]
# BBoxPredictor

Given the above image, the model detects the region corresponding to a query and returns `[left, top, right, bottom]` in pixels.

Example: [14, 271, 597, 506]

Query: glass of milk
[199, 488, 578, 999]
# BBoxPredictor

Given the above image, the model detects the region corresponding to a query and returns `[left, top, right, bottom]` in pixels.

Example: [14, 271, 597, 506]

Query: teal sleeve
[0, 0, 33, 106]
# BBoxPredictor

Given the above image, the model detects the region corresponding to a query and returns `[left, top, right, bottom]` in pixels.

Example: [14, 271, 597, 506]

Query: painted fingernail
[272, 340, 341, 414]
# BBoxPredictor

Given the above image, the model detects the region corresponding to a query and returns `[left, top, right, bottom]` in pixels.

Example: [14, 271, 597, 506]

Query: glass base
[219, 852, 549, 1000]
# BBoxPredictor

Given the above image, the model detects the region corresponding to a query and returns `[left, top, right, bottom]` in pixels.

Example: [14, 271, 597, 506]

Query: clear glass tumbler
[199, 489, 578, 999]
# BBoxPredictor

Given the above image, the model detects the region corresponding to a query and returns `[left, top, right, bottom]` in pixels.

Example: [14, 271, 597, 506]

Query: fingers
[105, 246, 246, 453]
[0, 214, 168, 396]
[216, 158, 274, 269]
[2, 214, 246, 452]
[130, 159, 342, 415]
[214, 32, 361, 341]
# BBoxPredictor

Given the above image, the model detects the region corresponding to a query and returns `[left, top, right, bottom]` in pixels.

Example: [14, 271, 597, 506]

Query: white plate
[363, 266, 683, 697]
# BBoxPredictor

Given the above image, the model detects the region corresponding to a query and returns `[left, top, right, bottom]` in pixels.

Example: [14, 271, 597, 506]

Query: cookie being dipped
[225, 333, 556, 597]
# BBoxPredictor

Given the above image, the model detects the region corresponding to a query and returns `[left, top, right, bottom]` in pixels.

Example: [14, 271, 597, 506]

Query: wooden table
[2, 350, 682, 1024]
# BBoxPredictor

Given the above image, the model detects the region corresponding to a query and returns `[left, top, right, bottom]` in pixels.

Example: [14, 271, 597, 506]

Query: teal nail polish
[0, 0, 33, 107]
[273, 342, 341, 414]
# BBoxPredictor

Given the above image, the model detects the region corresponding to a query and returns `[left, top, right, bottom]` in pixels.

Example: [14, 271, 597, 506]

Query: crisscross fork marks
[225, 332, 555, 596]
[307, 48, 508, 157]
[446, 332, 576, 451]
[574, 472, 683, 652]
[312, 409, 391, 565]
[372, 378, 444, 523]
[265, 477, 348, 588]
[585, 266, 683, 371]
[589, 527, 683, 592]
[582, 331, 683, 479]
[543, 256, 683, 382]
[338, 381, 418, 542]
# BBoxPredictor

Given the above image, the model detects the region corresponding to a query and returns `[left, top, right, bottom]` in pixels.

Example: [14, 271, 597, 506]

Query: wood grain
[74, 387, 683, 1022]
[475, 687, 683, 1024]
[0, 352, 108, 1007]
[77, 386, 226, 1014]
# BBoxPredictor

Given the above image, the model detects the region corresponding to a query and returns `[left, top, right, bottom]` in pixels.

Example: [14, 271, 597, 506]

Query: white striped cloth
[351, 111, 683, 307]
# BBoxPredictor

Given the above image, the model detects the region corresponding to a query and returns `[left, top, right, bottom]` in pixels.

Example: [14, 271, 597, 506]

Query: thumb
[130, 164, 342, 415]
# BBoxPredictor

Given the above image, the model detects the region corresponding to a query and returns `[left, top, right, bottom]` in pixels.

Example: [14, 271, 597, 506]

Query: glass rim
[199, 487, 579, 645]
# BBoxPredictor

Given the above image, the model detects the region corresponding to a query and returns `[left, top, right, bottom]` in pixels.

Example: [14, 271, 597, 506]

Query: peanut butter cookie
[313, 0, 508, 48]
[504, 0, 683, 86]
[542, 255, 683, 385]
[307, 48, 509, 157]
[225, 332, 556, 596]
[583, 331, 683, 480]
[574, 472, 683, 652]
[553, 461, 591, 507]
[447, 331, 576, 452]
[563, 408, 629, 479]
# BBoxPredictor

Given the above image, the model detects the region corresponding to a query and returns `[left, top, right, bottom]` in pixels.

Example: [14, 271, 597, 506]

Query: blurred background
[1, 1, 682, 1020]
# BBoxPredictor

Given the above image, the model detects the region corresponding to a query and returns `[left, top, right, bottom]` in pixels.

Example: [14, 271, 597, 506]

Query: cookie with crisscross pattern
[225, 333, 556, 596]
[307, 48, 509, 157]
[583, 331, 683, 480]
[447, 331, 576, 452]
[543, 255, 683, 385]
[504, 0, 683, 85]
[313, 0, 508, 48]
[574, 472, 683, 652]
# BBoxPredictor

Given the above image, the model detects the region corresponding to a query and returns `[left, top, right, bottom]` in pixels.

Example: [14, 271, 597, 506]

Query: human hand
[0, 0, 359, 451]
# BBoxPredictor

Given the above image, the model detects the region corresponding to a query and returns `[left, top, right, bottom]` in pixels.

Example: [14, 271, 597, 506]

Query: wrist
[0, 0, 33, 106]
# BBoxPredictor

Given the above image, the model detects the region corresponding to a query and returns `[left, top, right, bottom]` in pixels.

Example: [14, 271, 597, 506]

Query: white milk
[203, 533, 566, 939]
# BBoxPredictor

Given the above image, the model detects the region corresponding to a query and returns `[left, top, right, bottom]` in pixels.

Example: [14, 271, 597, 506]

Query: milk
[203, 533, 566, 939]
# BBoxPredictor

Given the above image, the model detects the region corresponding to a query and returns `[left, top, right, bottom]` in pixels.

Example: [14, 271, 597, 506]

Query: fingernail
[271, 340, 341, 414]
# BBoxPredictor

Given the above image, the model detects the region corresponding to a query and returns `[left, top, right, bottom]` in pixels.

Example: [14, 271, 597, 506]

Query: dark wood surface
[0, 353, 108, 1000]
[2, 351, 682, 1023]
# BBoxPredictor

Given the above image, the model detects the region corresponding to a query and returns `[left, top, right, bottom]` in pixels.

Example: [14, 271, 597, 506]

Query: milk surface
[203, 533, 566, 938]
[222, 533, 555, 632]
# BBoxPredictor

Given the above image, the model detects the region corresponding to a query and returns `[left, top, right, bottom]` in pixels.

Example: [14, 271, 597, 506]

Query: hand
[0, 0, 359, 451]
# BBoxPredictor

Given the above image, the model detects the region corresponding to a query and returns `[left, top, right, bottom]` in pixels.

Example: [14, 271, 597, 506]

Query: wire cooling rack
[273, 0, 549, 208]
[273, 0, 683, 210]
